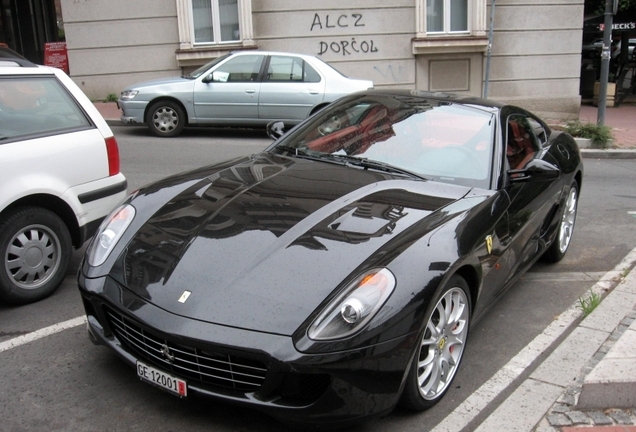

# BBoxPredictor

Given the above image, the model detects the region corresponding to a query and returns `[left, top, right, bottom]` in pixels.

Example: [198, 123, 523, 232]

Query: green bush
[563, 121, 613, 149]
[105, 93, 118, 103]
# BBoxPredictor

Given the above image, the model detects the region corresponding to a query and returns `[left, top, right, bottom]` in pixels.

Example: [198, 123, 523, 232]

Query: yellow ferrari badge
[485, 235, 493, 255]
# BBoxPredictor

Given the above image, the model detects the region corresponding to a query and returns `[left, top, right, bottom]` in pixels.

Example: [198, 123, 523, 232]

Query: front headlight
[120, 90, 139, 100]
[86, 204, 135, 267]
[308, 268, 396, 341]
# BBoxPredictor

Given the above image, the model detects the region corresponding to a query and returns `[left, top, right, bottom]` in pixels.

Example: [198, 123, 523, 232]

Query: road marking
[431, 246, 636, 432]
[0, 315, 86, 354]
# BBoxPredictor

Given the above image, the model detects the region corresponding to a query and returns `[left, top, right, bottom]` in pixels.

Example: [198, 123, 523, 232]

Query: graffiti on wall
[373, 64, 406, 83]
[311, 13, 378, 56]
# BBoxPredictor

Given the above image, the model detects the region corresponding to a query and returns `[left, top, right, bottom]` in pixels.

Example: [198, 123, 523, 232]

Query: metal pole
[483, 0, 496, 98]
[597, 0, 614, 125]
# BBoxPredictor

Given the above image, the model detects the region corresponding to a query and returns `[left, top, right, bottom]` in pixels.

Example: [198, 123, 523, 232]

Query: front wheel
[401, 275, 471, 411]
[0, 207, 72, 304]
[543, 180, 579, 263]
[146, 100, 186, 137]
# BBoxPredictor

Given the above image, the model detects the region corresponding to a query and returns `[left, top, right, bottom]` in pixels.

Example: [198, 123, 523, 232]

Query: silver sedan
[118, 51, 374, 137]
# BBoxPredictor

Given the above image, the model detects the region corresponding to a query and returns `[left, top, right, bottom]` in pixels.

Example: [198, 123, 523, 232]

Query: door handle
[245, 89, 256, 94]
[309, 90, 320, 95]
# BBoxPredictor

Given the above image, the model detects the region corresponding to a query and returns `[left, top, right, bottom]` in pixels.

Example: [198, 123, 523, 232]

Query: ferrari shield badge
[178, 290, 192, 303]
[485, 235, 493, 255]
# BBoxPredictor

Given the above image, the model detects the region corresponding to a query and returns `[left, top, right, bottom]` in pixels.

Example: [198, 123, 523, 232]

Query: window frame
[176, 0, 255, 67]
[413, 0, 488, 55]
[189, 0, 239, 45]
[426, 0, 470, 35]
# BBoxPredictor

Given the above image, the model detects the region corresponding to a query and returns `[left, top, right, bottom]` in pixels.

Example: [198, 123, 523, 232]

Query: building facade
[60, 0, 584, 119]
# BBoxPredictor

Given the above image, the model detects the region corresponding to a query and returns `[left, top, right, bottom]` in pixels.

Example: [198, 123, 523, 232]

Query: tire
[543, 180, 579, 263]
[400, 275, 471, 411]
[146, 100, 186, 137]
[0, 207, 72, 305]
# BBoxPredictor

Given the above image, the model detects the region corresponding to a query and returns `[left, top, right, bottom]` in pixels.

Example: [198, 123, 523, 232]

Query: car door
[192, 54, 265, 122]
[501, 112, 563, 278]
[258, 55, 326, 121]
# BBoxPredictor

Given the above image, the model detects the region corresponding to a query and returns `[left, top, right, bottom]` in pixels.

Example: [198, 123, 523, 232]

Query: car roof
[349, 88, 506, 111]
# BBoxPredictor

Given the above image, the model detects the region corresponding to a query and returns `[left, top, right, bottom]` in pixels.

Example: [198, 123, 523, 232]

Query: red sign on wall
[44, 42, 69, 74]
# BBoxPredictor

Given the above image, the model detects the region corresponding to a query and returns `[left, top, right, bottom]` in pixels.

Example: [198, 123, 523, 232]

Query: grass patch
[563, 121, 613, 149]
[104, 93, 118, 103]
[578, 291, 602, 317]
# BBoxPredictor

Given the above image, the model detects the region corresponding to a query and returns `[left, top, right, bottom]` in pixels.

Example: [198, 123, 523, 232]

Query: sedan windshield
[271, 95, 495, 188]
[184, 53, 232, 79]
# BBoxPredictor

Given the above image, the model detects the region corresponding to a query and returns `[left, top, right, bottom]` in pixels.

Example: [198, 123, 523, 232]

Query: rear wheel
[544, 180, 578, 263]
[146, 100, 185, 137]
[401, 275, 471, 411]
[0, 207, 72, 304]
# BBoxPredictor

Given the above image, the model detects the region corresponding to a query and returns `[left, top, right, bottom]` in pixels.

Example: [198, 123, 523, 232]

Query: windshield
[184, 53, 232, 79]
[271, 95, 495, 188]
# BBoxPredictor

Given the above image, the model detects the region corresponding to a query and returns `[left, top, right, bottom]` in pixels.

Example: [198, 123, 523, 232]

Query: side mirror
[202, 71, 229, 83]
[266, 121, 286, 140]
[508, 159, 560, 183]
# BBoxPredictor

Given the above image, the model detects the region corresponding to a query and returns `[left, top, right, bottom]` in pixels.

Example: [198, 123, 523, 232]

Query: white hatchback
[0, 59, 127, 304]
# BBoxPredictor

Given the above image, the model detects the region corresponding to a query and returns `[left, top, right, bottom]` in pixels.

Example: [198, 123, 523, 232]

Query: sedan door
[192, 54, 265, 122]
[258, 55, 326, 122]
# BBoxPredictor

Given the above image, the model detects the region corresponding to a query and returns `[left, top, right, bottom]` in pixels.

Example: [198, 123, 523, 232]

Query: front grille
[105, 309, 267, 391]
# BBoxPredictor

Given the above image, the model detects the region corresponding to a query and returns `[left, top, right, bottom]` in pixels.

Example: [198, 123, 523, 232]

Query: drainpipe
[483, 0, 496, 98]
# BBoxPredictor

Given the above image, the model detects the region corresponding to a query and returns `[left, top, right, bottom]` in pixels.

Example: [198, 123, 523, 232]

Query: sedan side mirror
[266, 121, 286, 140]
[508, 159, 561, 183]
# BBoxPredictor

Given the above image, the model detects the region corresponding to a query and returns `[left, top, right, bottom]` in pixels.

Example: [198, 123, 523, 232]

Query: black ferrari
[78, 90, 583, 427]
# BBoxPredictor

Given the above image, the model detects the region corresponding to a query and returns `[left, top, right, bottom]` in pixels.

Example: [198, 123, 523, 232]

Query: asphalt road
[1, 125, 635, 432]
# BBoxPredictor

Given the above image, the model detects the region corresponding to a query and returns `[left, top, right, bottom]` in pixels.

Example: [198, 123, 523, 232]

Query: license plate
[136, 360, 187, 397]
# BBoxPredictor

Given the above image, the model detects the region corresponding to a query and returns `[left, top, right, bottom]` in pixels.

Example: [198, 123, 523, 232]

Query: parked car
[0, 43, 27, 64]
[118, 51, 374, 137]
[79, 90, 582, 427]
[0, 59, 127, 305]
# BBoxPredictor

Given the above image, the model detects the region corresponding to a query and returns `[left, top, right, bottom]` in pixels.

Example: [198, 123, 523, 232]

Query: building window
[412, 0, 487, 55]
[427, 0, 469, 34]
[176, 0, 255, 67]
[192, 0, 240, 44]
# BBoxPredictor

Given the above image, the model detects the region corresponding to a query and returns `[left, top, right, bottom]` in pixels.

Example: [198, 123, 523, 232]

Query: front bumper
[78, 272, 417, 427]
[117, 100, 147, 125]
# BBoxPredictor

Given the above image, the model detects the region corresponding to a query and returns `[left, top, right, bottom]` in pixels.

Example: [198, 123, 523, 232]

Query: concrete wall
[59, 0, 584, 119]
[487, 0, 584, 118]
[60, 0, 181, 100]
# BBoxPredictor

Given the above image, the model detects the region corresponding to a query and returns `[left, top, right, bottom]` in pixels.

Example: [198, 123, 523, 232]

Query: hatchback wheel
[401, 275, 471, 410]
[146, 100, 186, 137]
[0, 207, 72, 304]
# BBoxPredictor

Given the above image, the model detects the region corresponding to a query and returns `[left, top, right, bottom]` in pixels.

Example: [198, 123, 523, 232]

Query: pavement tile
[530, 327, 607, 387]
[588, 410, 615, 425]
[473, 379, 563, 432]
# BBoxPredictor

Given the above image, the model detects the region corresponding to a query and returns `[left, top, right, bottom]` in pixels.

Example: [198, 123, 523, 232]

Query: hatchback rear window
[0, 76, 91, 141]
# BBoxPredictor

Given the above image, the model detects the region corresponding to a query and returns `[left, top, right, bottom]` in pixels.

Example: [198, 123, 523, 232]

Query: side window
[527, 118, 548, 146]
[266, 56, 321, 83]
[0, 76, 91, 141]
[210, 55, 264, 82]
[506, 115, 540, 170]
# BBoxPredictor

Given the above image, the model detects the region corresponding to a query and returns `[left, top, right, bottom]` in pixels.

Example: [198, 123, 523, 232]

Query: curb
[581, 149, 636, 159]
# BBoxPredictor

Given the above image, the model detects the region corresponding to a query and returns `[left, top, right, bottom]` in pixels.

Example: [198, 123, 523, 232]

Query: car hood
[125, 76, 193, 91]
[118, 153, 470, 336]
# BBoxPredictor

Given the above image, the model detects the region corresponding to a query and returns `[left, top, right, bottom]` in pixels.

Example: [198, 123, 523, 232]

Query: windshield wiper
[273, 146, 349, 166]
[329, 155, 429, 180]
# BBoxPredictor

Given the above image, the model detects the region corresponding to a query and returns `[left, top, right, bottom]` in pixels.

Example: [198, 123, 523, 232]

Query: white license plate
[136, 360, 187, 397]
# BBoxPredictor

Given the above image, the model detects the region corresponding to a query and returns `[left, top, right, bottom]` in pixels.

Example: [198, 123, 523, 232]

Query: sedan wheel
[146, 101, 186, 137]
[543, 180, 579, 263]
[401, 275, 471, 410]
[0, 207, 72, 304]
